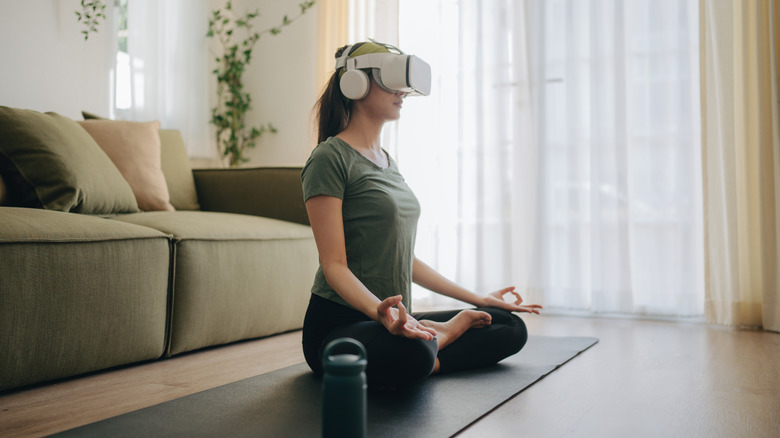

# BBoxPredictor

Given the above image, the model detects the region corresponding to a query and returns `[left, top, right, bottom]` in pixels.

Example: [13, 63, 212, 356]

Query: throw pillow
[82, 111, 200, 210]
[78, 120, 175, 212]
[0, 106, 139, 214]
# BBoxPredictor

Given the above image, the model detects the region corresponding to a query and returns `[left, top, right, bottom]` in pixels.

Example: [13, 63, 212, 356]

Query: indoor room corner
[1, 0, 779, 437]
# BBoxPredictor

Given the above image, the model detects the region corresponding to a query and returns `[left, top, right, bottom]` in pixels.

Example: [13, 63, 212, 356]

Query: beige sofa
[0, 106, 318, 392]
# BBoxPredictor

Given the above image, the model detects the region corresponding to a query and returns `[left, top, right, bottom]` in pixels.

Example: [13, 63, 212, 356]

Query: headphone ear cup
[340, 70, 370, 100]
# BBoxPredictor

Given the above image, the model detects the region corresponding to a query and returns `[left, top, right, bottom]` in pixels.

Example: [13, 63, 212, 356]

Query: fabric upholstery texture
[113, 211, 318, 355]
[0, 106, 139, 214]
[80, 110, 103, 120]
[78, 119, 175, 212]
[0, 172, 7, 206]
[194, 167, 310, 226]
[81, 111, 200, 211]
[0, 208, 170, 391]
[159, 129, 200, 211]
[0, 106, 316, 389]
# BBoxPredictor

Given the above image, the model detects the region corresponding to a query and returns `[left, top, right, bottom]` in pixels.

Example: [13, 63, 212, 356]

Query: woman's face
[356, 77, 408, 121]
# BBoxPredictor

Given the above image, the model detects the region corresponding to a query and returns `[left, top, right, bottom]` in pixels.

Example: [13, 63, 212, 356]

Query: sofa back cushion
[159, 129, 200, 210]
[78, 120, 175, 212]
[0, 106, 139, 214]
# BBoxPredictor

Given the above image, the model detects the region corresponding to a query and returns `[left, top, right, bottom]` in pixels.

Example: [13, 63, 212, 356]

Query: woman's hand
[376, 295, 437, 340]
[481, 287, 543, 314]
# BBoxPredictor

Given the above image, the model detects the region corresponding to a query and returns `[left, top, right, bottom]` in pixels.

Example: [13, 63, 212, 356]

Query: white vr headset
[335, 40, 431, 100]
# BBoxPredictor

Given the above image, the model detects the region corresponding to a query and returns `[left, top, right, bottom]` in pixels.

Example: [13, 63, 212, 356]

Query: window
[114, 0, 130, 113]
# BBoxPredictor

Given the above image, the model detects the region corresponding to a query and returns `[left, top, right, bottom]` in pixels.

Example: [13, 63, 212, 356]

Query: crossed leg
[414, 307, 528, 375]
[316, 307, 527, 387]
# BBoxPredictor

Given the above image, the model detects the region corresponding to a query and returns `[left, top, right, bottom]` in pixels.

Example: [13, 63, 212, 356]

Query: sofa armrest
[192, 167, 310, 226]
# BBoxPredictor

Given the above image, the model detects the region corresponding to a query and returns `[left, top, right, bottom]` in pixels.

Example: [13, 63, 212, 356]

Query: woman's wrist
[473, 295, 490, 308]
[462, 290, 488, 307]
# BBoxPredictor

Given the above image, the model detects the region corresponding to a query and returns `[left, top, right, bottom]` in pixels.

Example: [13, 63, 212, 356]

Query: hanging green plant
[75, 0, 107, 41]
[207, 1, 316, 167]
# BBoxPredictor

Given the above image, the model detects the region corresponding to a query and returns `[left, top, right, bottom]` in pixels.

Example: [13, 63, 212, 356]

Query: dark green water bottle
[322, 337, 367, 438]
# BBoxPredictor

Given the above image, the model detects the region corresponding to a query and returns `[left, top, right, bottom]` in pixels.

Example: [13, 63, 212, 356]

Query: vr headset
[335, 40, 431, 100]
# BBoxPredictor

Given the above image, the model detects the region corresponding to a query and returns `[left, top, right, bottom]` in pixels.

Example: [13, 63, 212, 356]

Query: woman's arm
[412, 257, 543, 314]
[305, 195, 435, 339]
[412, 257, 485, 306]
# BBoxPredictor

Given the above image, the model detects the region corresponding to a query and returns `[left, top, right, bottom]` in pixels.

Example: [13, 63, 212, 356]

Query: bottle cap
[323, 338, 367, 374]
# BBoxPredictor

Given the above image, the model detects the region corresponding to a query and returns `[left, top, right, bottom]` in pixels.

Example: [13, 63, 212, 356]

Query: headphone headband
[334, 45, 353, 70]
[334, 39, 403, 70]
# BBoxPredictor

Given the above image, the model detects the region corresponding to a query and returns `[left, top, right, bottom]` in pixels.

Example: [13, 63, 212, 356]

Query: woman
[301, 41, 542, 389]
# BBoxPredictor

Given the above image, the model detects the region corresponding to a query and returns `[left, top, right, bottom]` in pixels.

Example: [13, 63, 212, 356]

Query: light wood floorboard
[1, 316, 778, 437]
[459, 316, 780, 438]
[0, 331, 305, 437]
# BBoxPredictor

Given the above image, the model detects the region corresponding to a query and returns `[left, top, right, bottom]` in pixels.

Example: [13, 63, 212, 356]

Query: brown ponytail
[314, 43, 368, 143]
[314, 71, 350, 144]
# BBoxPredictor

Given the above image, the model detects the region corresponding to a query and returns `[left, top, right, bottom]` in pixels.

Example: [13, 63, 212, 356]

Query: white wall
[211, 0, 321, 166]
[1, 0, 320, 167]
[0, 0, 114, 120]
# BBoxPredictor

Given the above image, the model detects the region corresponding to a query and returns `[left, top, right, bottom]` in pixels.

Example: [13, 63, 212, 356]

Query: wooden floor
[1, 315, 778, 437]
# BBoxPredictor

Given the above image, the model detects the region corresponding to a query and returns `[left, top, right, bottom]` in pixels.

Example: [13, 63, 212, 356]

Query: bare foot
[420, 310, 492, 351]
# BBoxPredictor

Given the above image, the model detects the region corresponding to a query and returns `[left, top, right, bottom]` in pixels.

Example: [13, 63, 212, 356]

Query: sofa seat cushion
[0, 208, 171, 391]
[112, 211, 318, 355]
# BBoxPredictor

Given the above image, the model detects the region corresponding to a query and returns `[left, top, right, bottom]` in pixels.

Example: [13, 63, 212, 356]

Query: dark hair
[314, 43, 368, 143]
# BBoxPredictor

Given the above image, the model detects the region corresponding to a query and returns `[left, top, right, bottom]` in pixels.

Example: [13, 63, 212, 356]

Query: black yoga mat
[56, 335, 597, 438]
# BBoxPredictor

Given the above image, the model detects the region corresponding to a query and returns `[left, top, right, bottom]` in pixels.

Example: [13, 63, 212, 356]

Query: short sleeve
[301, 141, 348, 202]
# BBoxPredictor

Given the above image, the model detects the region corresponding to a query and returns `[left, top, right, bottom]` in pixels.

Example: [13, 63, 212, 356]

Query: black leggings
[302, 294, 528, 388]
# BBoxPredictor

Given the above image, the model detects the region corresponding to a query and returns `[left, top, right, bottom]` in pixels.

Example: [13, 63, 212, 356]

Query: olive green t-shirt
[301, 136, 421, 310]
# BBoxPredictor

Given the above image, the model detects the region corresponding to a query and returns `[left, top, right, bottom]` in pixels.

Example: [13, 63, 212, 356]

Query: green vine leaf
[206, 0, 316, 167]
[75, 0, 107, 41]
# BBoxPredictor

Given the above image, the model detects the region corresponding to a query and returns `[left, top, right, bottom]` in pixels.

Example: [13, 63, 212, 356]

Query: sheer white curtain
[346, 0, 398, 44]
[116, 0, 211, 157]
[395, 0, 536, 310]
[339, 0, 401, 156]
[529, 0, 704, 316]
[396, 0, 704, 317]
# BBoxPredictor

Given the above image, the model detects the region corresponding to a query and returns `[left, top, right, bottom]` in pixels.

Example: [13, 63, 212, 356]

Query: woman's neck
[336, 113, 389, 168]
[337, 110, 384, 154]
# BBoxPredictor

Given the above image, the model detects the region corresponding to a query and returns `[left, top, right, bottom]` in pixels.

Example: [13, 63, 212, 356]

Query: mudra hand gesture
[376, 295, 437, 340]
[482, 287, 543, 314]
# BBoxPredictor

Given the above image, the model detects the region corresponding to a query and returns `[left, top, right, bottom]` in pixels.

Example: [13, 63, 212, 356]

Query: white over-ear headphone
[339, 59, 372, 100]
